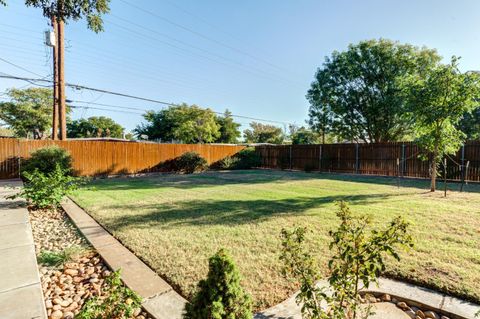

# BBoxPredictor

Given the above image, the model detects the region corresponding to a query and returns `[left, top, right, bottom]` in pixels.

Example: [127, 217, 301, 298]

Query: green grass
[38, 246, 87, 267]
[71, 170, 480, 310]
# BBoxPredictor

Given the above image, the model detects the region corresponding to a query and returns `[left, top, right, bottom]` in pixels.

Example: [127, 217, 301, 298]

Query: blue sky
[1, 0, 479, 134]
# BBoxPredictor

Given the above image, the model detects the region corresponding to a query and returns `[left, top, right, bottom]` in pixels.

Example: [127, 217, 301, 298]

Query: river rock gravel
[30, 208, 153, 319]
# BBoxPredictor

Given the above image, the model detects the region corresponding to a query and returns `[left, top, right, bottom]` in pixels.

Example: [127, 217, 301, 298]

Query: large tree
[1, 0, 110, 32]
[135, 103, 221, 143]
[307, 39, 441, 143]
[404, 57, 480, 191]
[67, 116, 124, 138]
[216, 110, 241, 143]
[243, 122, 284, 144]
[458, 108, 480, 140]
[0, 88, 56, 139]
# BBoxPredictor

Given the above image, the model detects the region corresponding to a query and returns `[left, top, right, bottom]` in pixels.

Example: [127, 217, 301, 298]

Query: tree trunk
[431, 145, 438, 192]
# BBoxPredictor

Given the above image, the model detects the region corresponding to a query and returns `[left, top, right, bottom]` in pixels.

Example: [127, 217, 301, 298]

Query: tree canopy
[307, 39, 441, 143]
[135, 104, 240, 144]
[67, 116, 124, 138]
[289, 125, 320, 145]
[243, 122, 284, 144]
[404, 57, 480, 191]
[458, 108, 480, 141]
[216, 110, 241, 143]
[0, 88, 66, 139]
[1, 0, 110, 32]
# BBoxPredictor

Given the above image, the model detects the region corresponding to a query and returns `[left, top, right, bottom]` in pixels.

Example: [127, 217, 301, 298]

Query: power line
[119, 0, 297, 76]
[0, 73, 293, 126]
[0, 57, 45, 77]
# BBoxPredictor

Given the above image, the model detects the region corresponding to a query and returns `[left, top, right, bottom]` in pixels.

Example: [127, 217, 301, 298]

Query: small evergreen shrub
[184, 249, 253, 319]
[280, 202, 413, 319]
[11, 164, 81, 209]
[176, 152, 208, 174]
[217, 156, 240, 170]
[76, 269, 142, 319]
[22, 146, 73, 177]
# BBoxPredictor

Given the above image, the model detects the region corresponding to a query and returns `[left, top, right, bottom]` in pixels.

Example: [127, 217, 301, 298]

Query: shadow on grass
[102, 192, 396, 231]
[82, 169, 480, 194]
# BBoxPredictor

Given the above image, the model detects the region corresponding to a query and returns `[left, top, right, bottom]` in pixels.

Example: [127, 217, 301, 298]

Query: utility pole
[57, 18, 67, 140]
[51, 16, 59, 140]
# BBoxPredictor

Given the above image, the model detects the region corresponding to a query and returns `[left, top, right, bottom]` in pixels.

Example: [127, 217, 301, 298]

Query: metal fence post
[289, 145, 292, 170]
[318, 144, 322, 172]
[355, 143, 359, 174]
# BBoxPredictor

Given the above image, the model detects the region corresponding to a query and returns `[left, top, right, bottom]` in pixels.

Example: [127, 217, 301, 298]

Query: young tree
[184, 249, 253, 319]
[404, 57, 480, 191]
[243, 122, 284, 144]
[135, 104, 221, 143]
[67, 116, 124, 138]
[216, 110, 241, 143]
[0, 88, 57, 139]
[307, 39, 441, 143]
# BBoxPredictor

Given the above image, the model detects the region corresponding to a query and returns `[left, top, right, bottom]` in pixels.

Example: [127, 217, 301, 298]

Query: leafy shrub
[11, 164, 81, 209]
[184, 249, 253, 319]
[76, 269, 142, 319]
[234, 148, 261, 169]
[213, 148, 261, 170]
[280, 202, 413, 319]
[176, 152, 208, 174]
[21, 146, 73, 177]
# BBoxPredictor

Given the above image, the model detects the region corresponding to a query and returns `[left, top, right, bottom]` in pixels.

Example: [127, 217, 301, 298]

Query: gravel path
[30, 208, 153, 319]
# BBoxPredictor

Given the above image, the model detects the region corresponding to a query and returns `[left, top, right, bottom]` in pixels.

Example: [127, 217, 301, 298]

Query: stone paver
[62, 198, 187, 319]
[0, 180, 47, 319]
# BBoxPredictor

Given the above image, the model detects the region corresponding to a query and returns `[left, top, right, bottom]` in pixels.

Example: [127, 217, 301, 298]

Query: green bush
[76, 270, 142, 319]
[22, 146, 73, 177]
[214, 148, 261, 170]
[280, 202, 413, 319]
[176, 152, 208, 174]
[11, 164, 80, 209]
[184, 249, 253, 319]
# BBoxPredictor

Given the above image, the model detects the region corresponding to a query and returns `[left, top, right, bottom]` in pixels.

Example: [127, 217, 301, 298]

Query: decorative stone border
[61, 198, 187, 319]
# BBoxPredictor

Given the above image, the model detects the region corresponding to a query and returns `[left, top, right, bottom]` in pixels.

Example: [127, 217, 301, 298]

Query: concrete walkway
[0, 180, 47, 319]
[62, 198, 187, 319]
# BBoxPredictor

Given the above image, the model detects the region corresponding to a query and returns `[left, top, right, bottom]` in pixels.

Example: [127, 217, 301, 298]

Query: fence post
[355, 143, 359, 174]
[401, 144, 405, 177]
[318, 144, 322, 172]
[289, 145, 292, 170]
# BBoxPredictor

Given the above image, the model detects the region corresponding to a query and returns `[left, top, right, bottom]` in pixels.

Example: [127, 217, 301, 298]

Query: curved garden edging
[62, 197, 480, 319]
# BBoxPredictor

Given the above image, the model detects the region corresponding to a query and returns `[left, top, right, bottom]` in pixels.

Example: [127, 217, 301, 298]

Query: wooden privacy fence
[255, 141, 480, 182]
[0, 138, 245, 179]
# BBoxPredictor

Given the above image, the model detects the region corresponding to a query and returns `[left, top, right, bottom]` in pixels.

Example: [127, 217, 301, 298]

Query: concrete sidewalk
[0, 180, 47, 319]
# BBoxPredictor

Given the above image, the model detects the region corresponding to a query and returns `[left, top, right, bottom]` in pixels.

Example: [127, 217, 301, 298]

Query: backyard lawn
[71, 170, 480, 310]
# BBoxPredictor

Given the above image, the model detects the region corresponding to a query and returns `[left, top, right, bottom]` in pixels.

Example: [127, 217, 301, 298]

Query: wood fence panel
[255, 141, 480, 182]
[0, 139, 245, 178]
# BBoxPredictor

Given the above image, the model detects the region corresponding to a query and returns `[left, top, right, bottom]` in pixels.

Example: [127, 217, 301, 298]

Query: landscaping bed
[71, 170, 480, 310]
[30, 208, 153, 319]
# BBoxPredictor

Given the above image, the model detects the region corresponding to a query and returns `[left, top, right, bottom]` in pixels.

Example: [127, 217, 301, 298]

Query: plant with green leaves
[1, 0, 110, 33]
[403, 57, 480, 191]
[76, 269, 142, 319]
[38, 246, 86, 267]
[176, 152, 208, 174]
[11, 164, 80, 209]
[184, 249, 253, 319]
[280, 202, 413, 319]
[22, 146, 73, 177]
